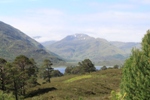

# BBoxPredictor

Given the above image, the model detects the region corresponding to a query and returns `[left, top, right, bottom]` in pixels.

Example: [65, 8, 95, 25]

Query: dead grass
[25, 69, 122, 100]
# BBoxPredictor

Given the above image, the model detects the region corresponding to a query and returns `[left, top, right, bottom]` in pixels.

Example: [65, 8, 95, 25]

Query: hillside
[110, 41, 141, 54]
[42, 40, 57, 46]
[25, 69, 122, 100]
[44, 34, 128, 65]
[0, 21, 64, 64]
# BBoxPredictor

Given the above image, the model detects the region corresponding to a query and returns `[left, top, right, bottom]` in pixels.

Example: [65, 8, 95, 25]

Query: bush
[51, 70, 63, 77]
[113, 65, 119, 69]
[101, 66, 107, 70]
[65, 59, 96, 75]
[65, 66, 74, 74]
[0, 91, 15, 100]
[110, 90, 126, 100]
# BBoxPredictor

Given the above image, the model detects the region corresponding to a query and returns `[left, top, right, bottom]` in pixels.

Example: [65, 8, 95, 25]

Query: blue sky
[0, 0, 150, 42]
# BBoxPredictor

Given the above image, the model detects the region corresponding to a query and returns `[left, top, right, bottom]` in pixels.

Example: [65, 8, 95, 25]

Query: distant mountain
[110, 41, 141, 54]
[42, 40, 57, 46]
[0, 21, 64, 65]
[44, 34, 131, 65]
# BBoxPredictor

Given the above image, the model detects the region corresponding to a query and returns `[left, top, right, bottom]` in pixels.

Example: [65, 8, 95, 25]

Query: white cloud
[0, 0, 15, 3]
[88, 2, 137, 10]
[129, 0, 150, 4]
[0, 6, 149, 43]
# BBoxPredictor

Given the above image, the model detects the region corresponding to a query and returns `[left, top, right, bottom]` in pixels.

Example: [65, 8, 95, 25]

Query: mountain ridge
[0, 21, 64, 65]
[44, 34, 136, 65]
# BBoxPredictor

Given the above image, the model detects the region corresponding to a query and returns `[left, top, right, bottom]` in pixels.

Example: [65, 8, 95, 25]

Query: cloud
[129, 0, 150, 4]
[26, 8, 64, 16]
[0, 4, 149, 43]
[0, 0, 16, 3]
[88, 1, 137, 10]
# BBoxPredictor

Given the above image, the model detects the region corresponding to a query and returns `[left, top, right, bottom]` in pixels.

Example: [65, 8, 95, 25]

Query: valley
[0, 21, 149, 100]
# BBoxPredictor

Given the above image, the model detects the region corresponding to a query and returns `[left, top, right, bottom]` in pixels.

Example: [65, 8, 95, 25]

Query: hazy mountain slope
[110, 41, 141, 54]
[41, 40, 57, 46]
[0, 21, 64, 64]
[45, 34, 127, 64]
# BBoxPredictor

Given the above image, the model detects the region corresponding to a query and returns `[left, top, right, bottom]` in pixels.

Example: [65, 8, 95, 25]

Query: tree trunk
[1, 73, 5, 91]
[14, 80, 18, 100]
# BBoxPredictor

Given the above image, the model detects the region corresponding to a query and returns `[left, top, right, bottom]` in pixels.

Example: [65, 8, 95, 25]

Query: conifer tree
[0, 58, 7, 91]
[42, 59, 53, 83]
[13, 55, 37, 96]
[80, 59, 96, 73]
[121, 30, 150, 100]
[27, 58, 38, 87]
[5, 62, 20, 100]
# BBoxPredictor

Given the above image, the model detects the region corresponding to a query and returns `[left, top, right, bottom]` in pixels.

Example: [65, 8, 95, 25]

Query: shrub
[51, 70, 63, 77]
[101, 66, 107, 70]
[113, 65, 119, 69]
[0, 91, 15, 100]
[110, 90, 126, 100]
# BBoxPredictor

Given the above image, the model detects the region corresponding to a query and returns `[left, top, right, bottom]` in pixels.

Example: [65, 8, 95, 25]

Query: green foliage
[121, 30, 150, 100]
[101, 65, 107, 70]
[65, 66, 74, 74]
[65, 59, 96, 75]
[79, 59, 96, 73]
[0, 55, 39, 100]
[42, 59, 53, 83]
[0, 91, 15, 100]
[51, 70, 63, 77]
[110, 90, 126, 100]
[0, 58, 7, 91]
[113, 65, 119, 69]
[13, 55, 38, 96]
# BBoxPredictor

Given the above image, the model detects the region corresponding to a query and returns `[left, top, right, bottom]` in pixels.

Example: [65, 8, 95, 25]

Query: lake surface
[54, 66, 103, 74]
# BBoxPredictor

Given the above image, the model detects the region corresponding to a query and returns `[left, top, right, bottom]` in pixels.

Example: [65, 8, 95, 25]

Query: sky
[0, 0, 150, 42]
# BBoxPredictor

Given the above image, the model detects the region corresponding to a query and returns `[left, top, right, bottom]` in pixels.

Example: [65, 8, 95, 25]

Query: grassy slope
[25, 69, 122, 100]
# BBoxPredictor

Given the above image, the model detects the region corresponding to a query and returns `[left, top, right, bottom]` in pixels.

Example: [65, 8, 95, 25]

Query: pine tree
[5, 62, 20, 100]
[27, 58, 38, 87]
[42, 59, 53, 83]
[121, 30, 150, 100]
[13, 55, 37, 96]
[0, 58, 7, 91]
[80, 59, 96, 73]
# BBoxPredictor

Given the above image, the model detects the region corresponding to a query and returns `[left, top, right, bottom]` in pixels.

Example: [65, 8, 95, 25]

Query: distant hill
[0, 21, 64, 65]
[42, 40, 57, 46]
[110, 41, 141, 54]
[44, 34, 134, 65]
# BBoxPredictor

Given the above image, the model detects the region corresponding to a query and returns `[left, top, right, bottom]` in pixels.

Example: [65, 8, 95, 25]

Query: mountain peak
[63, 33, 92, 41]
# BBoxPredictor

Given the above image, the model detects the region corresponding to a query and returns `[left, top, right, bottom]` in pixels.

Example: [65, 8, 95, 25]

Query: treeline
[0, 55, 38, 100]
[65, 59, 96, 74]
[65, 59, 121, 75]
[0, 55, 62, 100]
